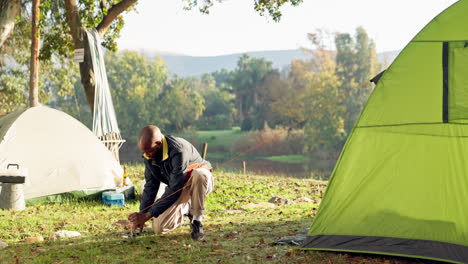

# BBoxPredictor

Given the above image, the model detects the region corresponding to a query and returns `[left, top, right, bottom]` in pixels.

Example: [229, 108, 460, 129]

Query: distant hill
[141, 49, 400, 77]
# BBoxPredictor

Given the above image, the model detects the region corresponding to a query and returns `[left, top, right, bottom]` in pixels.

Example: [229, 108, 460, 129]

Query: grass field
[0, 165, 436, 263]
[195, 127, 243, 150]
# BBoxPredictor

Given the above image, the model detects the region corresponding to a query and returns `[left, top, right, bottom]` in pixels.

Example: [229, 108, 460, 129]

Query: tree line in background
[0, 0, 303, 112]
[0, 26, 381, 161]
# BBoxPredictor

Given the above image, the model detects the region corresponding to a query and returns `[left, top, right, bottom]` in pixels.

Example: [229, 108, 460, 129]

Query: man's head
[138, 125, 163, 159]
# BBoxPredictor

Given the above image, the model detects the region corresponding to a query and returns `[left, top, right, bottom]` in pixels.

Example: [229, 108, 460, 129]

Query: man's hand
[128, 212, 152, 233]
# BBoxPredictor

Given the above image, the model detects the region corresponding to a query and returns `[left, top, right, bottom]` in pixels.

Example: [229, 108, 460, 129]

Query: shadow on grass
[0, 214, 447, 264]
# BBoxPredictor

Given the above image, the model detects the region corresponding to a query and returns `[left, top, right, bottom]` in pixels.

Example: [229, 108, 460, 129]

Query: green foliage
[240, 116, 253, 131]
[159, 77, 205, 131]
[268, 60, 308, 127]
[54, 79, 93, 128]
[335, 26, 380, 133]
[0, 6, 79, 115]
[302, 46, 345, 154]
[0, 10, 30, 114]
[53, 50, 169, 149]
[39, 0, 74, 60]
[193, 73, 237, 130]
[182, 0, 304, 22]
[37, 0, 303, 62]
[106, 50, 168, 139]
[39, 0, 133, 61]
[230, 54, 278, 130]
[197, 88, 236, 129]
[253, 0, 304, 22]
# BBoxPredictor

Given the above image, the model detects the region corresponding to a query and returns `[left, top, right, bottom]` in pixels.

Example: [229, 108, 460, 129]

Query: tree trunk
[64, 0, 95, 110]
[64, 0, 138, 111]
[0, 0, 21, 48]
[29, 0, 40, 107]
[238, 97, 244, 123]
[79, 33, 96, 111]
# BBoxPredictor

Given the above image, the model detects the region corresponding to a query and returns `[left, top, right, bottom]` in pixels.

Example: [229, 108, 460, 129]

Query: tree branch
[100, 0, 108, 11]
[96, 0, 138, 37]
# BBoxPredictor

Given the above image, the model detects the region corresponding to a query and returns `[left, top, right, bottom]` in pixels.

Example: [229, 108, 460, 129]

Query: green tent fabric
[303, 1, 468, 263]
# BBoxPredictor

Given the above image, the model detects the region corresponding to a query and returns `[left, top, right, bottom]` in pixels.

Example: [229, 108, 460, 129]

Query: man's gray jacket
[140, 135, 212, 217]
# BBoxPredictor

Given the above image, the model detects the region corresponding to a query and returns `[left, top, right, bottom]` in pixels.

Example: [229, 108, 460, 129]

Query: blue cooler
[102, 191, 125, 206]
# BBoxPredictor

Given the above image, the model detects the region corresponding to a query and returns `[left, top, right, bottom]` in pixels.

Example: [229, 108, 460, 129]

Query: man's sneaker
[190, 220, 204, 240]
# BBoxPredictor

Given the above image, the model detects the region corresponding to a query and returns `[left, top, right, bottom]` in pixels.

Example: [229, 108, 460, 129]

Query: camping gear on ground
[274, 229, 308, 246]
[0, 164, 26, 211]
[303, 1, 468, 263]
[102, 191, 125, 206]
[0, 106, 123, 202]
[86, 29, 125, 162]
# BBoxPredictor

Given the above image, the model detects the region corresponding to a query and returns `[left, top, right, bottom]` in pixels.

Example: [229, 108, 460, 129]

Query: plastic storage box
[102, 191, 125, 206]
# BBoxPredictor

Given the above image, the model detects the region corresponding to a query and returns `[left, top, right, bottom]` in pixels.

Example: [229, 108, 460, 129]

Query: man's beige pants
[152, 168, 214, 234]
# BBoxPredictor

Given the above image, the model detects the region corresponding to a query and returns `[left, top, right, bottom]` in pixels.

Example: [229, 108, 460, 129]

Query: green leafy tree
[0, 0, 304, 113]
[231, 54, 277, 130]
[303, 46, 344, 155]
[272, 31, 345, 156]
[197, 84, 236, 130]
[106, 50, 168, 139]
[335, 26, 380, 133]
[53, 50, 168, 147]
[0, 8, 77, 115]
[188, 70, 237, 130]
[159, 77, 205, 132]
[268, 60, 308, 127]
[181, 0, 303, 22]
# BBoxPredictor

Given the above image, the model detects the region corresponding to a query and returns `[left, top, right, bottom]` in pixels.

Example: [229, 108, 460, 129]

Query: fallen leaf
[26, 236, 44, 244]
[209, 250, 229, 254]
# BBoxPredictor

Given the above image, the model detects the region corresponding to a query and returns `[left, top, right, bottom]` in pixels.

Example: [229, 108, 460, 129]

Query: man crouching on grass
[128, 125, 214, 240]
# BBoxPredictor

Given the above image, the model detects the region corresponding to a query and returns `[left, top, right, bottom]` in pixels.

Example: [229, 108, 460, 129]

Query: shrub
[231, 127, 305, 156]
[240, 117, 253, 131]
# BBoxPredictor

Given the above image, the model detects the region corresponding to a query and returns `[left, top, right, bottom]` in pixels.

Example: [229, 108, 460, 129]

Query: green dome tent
[303, 1, 468, 263]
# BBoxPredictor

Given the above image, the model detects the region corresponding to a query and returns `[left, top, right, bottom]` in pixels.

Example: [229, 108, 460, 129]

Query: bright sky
[117, 0, 458, 56]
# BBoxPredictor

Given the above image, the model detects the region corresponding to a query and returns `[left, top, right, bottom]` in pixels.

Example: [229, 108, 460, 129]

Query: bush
[240, 117, 253, 131]
[231, 127, 305, 156]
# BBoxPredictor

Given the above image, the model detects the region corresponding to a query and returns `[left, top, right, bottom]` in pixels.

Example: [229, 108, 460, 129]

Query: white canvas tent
[0, 106, 123, 200]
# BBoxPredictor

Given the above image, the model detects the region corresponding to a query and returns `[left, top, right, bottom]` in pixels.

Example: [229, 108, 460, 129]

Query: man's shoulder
[166, 135, 194, 152]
